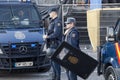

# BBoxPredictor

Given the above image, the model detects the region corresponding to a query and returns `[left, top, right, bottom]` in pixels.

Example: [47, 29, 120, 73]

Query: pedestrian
[64, 17, 80, 80]
[43, 8, 62, 80]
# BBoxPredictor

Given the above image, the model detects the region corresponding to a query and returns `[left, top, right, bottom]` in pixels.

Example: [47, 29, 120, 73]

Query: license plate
[15, 61, 33, 67]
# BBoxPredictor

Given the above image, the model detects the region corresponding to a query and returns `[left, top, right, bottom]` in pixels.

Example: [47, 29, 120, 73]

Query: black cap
[48, 8, 58, 14]
[65, 17, 76, 24]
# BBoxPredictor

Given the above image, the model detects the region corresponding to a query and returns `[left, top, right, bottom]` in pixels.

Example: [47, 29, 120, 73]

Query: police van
[0, 0, 50, 73]
[97, 17, 120, 80]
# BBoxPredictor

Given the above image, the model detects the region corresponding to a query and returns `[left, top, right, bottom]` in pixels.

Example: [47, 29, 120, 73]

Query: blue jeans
[51, 60, 61, 80]
[66, 69, 77, 80]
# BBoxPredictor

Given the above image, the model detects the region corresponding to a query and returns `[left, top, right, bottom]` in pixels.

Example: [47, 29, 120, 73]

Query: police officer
[64, 17, 79, 80]
[43, 8, 62, 80]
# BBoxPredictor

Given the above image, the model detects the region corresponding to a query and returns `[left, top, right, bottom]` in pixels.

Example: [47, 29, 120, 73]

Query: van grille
[1, 42, 41, 56]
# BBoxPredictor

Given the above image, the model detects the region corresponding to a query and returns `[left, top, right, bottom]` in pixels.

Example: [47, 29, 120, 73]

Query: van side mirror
[106, 26, 115, 42]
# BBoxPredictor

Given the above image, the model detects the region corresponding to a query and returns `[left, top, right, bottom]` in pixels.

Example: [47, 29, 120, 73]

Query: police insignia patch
[68, 56, 78, 64]
[57, 23, 61, 26]
[72, 33, 76, 37]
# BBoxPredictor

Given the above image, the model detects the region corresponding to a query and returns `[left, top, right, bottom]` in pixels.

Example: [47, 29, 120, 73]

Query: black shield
[51, 41, 98, 79]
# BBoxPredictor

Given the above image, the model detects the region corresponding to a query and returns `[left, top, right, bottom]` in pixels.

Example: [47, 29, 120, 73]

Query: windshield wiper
[0, 21, 13, 26]
[15, 25, 35, 29]
[0, 23, 9, 29]
[0, 26, 11, 29]
[0, 21, 18, 29]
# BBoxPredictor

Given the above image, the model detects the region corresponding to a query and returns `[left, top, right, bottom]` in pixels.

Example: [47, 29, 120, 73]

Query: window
[0, 4, 42, 29]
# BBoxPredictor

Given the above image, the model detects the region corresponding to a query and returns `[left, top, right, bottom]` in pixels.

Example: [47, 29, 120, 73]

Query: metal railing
[37, 3, 120, 47]
[63, 4, 120, 45]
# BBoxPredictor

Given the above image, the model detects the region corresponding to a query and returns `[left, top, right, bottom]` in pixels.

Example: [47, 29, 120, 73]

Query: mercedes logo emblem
[19, 46, 27, 54]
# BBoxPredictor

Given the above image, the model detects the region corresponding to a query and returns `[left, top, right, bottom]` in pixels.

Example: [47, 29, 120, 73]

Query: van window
[0, 4, 42, 29]
[0, 5, 12, 21]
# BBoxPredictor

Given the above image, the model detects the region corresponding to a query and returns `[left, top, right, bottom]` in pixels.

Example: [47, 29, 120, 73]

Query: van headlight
[0, 49, 3, 54]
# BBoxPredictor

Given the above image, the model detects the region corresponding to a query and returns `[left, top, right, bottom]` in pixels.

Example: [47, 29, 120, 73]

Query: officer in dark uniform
[64, 17, 79, 80]
[43, 8, 62, 80]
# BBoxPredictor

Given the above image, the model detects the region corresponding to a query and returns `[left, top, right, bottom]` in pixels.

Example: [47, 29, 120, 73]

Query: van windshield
[0, 4, 42, 29]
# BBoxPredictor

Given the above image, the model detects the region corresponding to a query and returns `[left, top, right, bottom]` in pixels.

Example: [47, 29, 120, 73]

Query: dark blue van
[97, 18, 120, 80]
[0, 0, 50, 73]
